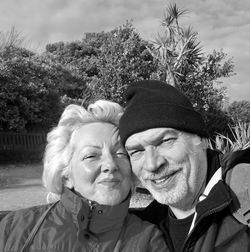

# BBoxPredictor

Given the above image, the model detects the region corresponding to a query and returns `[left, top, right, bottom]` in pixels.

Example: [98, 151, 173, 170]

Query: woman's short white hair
[42, 100, 124, 195]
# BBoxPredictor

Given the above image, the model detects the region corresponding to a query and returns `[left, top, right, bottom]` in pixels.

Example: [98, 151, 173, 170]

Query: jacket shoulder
[1, 204, 50, 227]
[0, 204, 52, 251]
[222, 148, 250, 227]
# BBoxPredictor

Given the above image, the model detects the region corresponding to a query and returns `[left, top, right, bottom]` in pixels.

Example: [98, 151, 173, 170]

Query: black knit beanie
[119, 80, 208, 145]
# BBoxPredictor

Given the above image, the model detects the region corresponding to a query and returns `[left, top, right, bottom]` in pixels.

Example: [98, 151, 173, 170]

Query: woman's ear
[62, 164, 74, 189]
[63, 175, 74, 189]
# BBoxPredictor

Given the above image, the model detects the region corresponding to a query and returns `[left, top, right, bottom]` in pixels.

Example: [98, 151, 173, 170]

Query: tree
[46, 37, 101, 106]
[178, 50, 235, 136]
[45, 21, 157, 105]
[0, 26, 25, 51]
[94, 21, 156, 104]
[228, 100, 250, 124]
[0, 46, 63, 132]
[178, 50, 234, 110]
[148, 3, 235, 136]
[148, 3, 202, 86]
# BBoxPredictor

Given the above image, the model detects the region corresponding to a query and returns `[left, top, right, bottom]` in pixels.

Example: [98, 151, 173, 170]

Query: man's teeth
[154, 177, 168, 184]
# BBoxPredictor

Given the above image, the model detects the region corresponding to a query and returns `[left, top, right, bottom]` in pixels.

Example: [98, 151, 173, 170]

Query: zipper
[182, 201, 230, 251]
[86, 200, 96, 234]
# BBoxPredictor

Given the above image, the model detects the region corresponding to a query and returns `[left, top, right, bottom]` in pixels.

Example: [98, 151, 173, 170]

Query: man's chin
[145, 184, 186, 206]
[143, 184, 169, 204]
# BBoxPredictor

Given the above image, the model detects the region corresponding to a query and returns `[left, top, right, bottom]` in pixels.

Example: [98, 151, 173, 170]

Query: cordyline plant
[210, 122, 250, 153]
[147, 3, 202, 86]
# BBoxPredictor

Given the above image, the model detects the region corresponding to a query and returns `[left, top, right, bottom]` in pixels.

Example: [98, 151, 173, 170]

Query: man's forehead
[125, 128, 179, 148]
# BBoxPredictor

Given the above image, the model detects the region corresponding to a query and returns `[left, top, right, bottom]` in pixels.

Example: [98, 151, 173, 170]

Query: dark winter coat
[133, 149, 250, 252]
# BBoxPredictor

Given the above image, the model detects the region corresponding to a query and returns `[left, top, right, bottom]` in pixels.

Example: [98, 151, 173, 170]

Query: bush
[209, 122, 250, 153]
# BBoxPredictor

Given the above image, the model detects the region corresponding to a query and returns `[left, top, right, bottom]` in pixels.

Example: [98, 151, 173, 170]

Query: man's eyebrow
[125, 143, 141, 151]
[125, 129, 179, 150]
[162, 129, 179, 136]
[151, 129, 178, 142]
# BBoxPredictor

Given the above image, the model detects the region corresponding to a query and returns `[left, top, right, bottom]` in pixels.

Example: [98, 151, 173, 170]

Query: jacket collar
[60, 188, 129, 234]
[197, 149, 232, 217]
[196, 175, 232, 220]
[206, 149, 221, 183]
[221, 148, 250, 176]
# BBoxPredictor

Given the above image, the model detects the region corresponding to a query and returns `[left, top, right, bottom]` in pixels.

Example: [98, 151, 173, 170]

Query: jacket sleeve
[0, 213, 14, 251]
[225, 162, 250, 227]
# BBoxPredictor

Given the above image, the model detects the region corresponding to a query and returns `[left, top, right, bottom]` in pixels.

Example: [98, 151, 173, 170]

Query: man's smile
[150, 169, 182, 186]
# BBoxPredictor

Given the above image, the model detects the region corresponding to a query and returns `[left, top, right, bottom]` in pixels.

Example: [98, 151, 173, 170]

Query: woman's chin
[95, 192, 126, 206]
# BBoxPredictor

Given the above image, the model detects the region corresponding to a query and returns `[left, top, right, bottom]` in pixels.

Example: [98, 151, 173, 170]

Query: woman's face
[67, 122, 131, 205]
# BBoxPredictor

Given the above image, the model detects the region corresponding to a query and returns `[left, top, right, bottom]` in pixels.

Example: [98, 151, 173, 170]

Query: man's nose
[144, 147, 165, 172]
[101, 154, 118, 173]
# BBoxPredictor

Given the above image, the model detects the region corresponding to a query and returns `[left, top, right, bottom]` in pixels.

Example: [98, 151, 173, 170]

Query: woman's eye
[82, 154, 97, 160]
[116, 151, 128, 158]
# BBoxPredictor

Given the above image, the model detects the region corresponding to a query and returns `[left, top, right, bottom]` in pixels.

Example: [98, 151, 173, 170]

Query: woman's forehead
[71, 122, 121, 149]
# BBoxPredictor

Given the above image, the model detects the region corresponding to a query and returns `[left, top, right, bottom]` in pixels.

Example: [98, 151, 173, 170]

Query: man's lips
[151, 169, 182, 185]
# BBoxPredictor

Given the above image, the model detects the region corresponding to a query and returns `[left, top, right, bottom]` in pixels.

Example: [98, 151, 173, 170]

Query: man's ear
[201, 138, 209, 150]
[192, 136, 208, 150]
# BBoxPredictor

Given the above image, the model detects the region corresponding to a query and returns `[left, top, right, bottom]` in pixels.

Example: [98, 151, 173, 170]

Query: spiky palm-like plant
[210, 122, 250, 153]
[147, 3, 202, 86]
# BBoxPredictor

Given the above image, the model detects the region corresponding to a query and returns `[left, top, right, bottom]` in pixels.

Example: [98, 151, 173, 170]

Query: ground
[0, 163, 152, 211]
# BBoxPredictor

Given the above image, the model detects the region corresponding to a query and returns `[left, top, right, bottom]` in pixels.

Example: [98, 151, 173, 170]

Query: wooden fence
[0, 132, 47, 152]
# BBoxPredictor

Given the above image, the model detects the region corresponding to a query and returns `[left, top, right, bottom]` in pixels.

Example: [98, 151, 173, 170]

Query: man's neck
[170, 171, 208, 219]
[169, 206, 195, 219]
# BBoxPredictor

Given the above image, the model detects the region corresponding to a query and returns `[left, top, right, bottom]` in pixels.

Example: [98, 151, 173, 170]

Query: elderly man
[119, 80, 250, 252]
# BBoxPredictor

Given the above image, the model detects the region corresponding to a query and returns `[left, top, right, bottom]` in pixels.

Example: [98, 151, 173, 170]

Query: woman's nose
[101, 154, 118, 173]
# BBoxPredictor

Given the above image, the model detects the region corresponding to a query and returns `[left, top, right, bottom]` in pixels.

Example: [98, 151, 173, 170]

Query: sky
[0, 0, 249, 102]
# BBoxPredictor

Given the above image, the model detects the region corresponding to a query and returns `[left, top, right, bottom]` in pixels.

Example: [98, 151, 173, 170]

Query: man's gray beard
[144, 179, 189, 209]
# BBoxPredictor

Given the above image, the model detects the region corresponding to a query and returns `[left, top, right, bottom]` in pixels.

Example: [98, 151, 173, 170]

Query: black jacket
[134, 149, 250, 252]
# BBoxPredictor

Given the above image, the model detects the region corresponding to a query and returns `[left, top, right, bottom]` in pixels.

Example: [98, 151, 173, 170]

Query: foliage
[204, 108, 232, 137]
[0, 46, 63, 131]
[0, 26, 25, 51]
[148, 3, 235, 136]
[148, 3, 202, 86]
[178, 50, 234, 136]
[227, 100, 250, 124]
[210, 122, 250, 153]
[94, 21, 156, 104]
[0, 17, 237, 137]
[45, 21, 157, 105]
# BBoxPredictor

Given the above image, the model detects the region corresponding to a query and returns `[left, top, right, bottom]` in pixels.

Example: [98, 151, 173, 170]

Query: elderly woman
[0, 100, 167, 252]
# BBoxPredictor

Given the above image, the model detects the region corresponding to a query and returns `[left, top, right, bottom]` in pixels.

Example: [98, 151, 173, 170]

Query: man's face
[125, 128, 207, 210]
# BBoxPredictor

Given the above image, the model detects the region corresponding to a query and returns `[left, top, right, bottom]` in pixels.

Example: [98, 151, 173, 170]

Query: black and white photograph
[0, 0, 249, 251]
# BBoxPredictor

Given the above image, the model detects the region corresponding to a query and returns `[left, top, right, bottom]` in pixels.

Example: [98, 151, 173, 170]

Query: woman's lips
[98, 178, 121, 186]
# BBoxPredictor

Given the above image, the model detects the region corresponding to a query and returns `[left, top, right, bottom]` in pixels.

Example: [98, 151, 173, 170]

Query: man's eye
[160, 138, 176, 144]
[129, 150, 143, 159]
